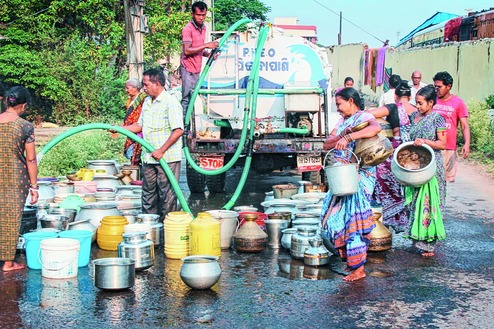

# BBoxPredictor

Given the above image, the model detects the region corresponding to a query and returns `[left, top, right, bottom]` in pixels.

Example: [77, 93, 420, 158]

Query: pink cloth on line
[376, 47, 387, 86]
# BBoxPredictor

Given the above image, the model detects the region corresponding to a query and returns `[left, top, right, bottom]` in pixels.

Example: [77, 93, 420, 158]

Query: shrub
[485, 94, 494, 109]
[466, 100, 494, 158]
[38, 130, 127, 177]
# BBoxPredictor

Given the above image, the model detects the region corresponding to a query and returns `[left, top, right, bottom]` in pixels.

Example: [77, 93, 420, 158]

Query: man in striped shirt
[122, 68, 184, 221]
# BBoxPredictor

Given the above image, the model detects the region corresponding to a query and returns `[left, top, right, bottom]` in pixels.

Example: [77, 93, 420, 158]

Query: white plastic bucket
[206, 210, 239, 250]
[39, 238, 80, 279]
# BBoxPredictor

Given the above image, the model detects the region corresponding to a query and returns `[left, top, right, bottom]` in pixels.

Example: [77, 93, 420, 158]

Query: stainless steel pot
[68, 218, 97, 242]
[290, 226, 321, 260]
[87, 160, 120, 176]
[120, 209, 138, 224]
[91, 175, 122, 191]
[52, 182, 75, 194]
[76, 202, 121, 228]
[136, 214, 163, 247]
[48, 208, 78, 222]
[93, 257, 135, 290]
[303, 238, 330, 267]
[391, 142, 436, 187]
[180, 255, 221, 290]
[281, 228, 298, 250]
[40, 214, 72, 230]
[117, 232, 154, 271]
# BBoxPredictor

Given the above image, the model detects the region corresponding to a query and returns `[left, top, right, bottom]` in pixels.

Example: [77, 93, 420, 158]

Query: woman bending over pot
[0, 86, 38, 272]
[321, 87, 381, 282]
[405, 85, 446, 257]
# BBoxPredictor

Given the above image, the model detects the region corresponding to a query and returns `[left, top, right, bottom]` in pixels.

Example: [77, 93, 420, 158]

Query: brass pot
[368, 219, 392, 252]
[354, 135, 394, 167]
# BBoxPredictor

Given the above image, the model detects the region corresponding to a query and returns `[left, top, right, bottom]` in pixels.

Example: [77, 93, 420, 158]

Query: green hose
[222, 24, 269, 209]
[38, 123, 191, 214]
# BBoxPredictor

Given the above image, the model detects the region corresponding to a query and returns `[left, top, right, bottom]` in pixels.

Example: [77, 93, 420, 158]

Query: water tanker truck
[184, 23, 336, 193]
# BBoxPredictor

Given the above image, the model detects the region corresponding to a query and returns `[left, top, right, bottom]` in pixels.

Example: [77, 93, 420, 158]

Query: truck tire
[186, 163, 206, 193]
[302, 171, 321, 184]
[206, 173, 226, 193]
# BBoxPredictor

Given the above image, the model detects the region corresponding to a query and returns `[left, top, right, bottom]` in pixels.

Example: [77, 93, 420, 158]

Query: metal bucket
[272, 184, 298, 199]
[93, 258, 135, 290]
[323, 149, 359, 196]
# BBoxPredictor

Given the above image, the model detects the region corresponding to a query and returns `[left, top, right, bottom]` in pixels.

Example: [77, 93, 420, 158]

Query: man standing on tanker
[180, 1, 219, 116]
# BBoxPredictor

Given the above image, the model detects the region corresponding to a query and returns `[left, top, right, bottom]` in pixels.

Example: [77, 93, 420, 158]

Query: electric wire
[311, 0, 387, 44]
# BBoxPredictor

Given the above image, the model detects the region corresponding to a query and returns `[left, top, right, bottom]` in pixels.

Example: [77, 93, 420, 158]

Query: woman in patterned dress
[321, 88, 382, 282]
[368, 82, 417, 232]
[122, 78, 147, 165]
[0, 86, 39, 272]
[405, 85, 447, 257]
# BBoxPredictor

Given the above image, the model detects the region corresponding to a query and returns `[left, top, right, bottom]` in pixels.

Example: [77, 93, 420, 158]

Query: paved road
[1, 161, 493, 328]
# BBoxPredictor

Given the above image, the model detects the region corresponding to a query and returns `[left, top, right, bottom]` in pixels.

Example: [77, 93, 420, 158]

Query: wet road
[1, 161, 494, 328]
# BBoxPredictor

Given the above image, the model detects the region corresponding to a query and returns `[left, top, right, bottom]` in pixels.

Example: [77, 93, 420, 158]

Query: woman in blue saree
[321, 88, 382, 282]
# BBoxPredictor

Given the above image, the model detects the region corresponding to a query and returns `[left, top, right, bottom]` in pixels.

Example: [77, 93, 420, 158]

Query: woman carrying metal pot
[0, 86, 39, 272]
[404, 85, 447, 257]
[367, 82, 417, 233]
[321, 87, 381, 282]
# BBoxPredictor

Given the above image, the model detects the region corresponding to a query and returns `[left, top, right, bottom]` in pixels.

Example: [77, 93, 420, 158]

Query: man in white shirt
[408, 70, 427, 105]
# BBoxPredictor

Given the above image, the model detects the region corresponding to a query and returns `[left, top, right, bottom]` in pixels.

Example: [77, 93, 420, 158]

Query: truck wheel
[186, 162, 206, 193]
[206, 173, 226, 193]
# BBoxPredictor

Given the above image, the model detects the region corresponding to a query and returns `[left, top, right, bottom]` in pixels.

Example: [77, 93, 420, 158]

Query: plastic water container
[97, 216, 128, 251]
[58, 230, 93, 267]
[39, 238, 80, 279]
[163, 211, 194, 259]
[189, 212, 221, 257]
[23, 231, 59, 270]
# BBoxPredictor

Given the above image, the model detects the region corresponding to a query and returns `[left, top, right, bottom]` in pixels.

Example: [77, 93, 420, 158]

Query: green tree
[213, 0, 270, 31]
[0, 0, 268, 125]
[0, 0, 126, 124]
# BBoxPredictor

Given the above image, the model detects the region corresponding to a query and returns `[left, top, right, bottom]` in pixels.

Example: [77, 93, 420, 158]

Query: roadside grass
[466, 151, 494, 177]
[38, 130, 127, 177]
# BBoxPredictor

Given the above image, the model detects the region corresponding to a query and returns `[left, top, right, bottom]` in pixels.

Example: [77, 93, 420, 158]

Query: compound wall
[326, 39, 494, 104]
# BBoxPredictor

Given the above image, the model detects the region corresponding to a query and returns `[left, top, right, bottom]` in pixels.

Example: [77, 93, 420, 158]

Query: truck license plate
[297, 154, 322, 172]
[200, 156, 224, 170]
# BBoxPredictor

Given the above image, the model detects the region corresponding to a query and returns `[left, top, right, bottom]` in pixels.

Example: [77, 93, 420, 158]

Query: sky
[263, 0, 494, 48]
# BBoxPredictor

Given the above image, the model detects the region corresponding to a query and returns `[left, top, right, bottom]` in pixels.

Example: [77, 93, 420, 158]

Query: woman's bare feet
[421, 251, 435, 258]
[343, 266, 366, 282]
[2, 261, 26, 272]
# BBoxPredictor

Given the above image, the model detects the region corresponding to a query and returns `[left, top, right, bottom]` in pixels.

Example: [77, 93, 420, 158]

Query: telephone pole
[124, 0, 147, 81]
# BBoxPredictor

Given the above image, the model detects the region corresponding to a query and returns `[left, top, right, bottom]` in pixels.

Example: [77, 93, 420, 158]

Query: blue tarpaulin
[396, 12, 459, 47]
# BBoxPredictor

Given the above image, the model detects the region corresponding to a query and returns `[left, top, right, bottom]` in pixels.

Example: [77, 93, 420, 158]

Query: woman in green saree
[405, 85, 447, 257]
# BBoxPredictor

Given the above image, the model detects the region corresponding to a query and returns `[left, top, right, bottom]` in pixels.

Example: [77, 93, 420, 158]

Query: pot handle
[324, 148, 360, 166]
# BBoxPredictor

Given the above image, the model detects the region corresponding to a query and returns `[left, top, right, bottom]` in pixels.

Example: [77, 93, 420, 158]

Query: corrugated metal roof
[396, 12, 459, 47]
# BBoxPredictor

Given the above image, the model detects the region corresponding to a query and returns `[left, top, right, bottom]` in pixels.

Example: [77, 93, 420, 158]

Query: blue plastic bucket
[23, 231, 59, 270]
[58, 230, 93, 267]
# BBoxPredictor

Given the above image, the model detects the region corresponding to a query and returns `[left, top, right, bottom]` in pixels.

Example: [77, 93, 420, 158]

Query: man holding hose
[122, 69, 183, 221]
